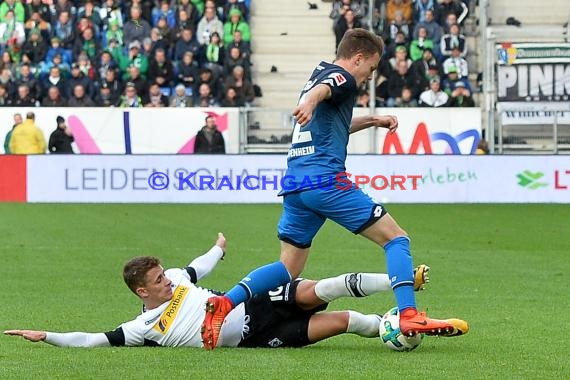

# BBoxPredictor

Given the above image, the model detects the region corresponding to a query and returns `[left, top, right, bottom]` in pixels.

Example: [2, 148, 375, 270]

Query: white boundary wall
[1, 108, 481, 155]
[26, 155, 569, 203]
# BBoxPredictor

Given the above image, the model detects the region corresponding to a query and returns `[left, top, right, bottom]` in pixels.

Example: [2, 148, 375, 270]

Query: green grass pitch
[1, 204, 568, 379]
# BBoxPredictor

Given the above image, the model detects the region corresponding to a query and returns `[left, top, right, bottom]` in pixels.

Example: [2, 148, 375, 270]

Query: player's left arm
[184, 232, 226, 283]
[349, 115, 398, 134]
[4, 329, 111, 348]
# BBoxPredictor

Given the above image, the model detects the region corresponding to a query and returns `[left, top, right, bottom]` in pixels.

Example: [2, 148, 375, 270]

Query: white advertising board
[355, 108, 482, 155]
[1, 107, 481, 155]
[498, 102, 570, 125]
[0, 107, 240, 154]
[27, 155, 569, 203]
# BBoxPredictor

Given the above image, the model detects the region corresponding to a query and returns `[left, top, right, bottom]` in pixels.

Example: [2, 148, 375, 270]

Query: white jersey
[117, 268, 245, 348]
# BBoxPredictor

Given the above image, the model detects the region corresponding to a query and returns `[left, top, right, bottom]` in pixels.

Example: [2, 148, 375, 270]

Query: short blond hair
[336, 28, 384, 60]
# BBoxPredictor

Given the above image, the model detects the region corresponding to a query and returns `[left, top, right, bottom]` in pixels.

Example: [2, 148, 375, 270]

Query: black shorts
[237, 279, 328, 348]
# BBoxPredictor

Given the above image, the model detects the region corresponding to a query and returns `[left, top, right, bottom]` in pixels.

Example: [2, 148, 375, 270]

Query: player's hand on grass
[4, 329, 46, 342]
[376, 115, 398, 134]
[216, 232, 226, 260]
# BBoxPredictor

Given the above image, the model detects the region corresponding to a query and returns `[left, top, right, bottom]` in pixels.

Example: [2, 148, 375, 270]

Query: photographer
[48, 116, 74, 154]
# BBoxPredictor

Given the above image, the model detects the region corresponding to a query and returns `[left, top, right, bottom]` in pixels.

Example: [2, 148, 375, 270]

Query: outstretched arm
[4, 330, 111, 348]
[350, 115, 398, 134]
[185, 232, 226, 283]
[292, 84, 332, 126]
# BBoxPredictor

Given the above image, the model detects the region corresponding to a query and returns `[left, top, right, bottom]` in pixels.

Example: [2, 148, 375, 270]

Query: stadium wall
[0, 155, 568, 203]
[0, 108, 241, 154]
[1, 108, 481, 155]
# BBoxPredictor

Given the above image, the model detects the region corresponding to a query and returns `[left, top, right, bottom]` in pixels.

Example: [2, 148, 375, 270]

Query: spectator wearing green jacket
[409, 27, 434, 61]
[191, 0, 204, 16]
[4, 113, 22, 154]
[223, 8, 250, 46]
[117, 40, 149, 80]
[0, 0, 25, 23]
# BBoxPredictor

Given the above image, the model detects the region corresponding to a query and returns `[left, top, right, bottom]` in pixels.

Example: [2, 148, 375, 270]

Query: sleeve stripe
[104, 327, 126, 347]
[185, 266, 198, 284]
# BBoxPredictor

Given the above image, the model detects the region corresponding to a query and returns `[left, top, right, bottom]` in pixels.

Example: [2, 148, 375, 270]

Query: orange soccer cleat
[201, 295, 234, 350]
[399, 309, 469, 337]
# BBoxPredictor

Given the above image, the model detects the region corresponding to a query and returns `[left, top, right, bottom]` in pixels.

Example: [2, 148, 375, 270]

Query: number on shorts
[268, 286, 285, 301]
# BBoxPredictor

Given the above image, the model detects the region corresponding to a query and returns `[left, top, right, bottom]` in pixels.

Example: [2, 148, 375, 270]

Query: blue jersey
[279, 61, 357, 195]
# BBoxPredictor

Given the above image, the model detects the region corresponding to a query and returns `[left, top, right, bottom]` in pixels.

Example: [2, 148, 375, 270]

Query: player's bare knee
[361, 216, 407, 245]
[295, 280, 324, 310]
[393, 227, 408, 239]
[379, 214, 408, 242]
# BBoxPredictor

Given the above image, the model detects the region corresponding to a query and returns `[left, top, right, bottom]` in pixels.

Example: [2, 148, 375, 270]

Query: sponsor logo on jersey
[332, 73, 347, 86]
[373, 205, 383, 217]
[153, 285, 189, 334]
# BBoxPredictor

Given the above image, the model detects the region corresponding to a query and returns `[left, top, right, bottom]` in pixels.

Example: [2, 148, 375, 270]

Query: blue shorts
[277, 184, 387, 248]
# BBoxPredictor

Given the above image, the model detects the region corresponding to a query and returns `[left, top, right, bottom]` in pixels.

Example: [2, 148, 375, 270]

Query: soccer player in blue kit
[201, 29, 469, 350]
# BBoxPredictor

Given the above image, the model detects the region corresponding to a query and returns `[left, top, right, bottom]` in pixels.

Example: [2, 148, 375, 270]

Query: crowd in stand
[0, 0, 255, 108]
[332, 0, 475, 107]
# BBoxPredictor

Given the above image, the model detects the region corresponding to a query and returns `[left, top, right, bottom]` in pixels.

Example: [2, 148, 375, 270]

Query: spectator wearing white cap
[419, 76, 449, 107]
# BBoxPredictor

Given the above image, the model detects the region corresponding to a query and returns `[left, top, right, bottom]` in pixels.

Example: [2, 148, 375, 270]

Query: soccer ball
[379, 307, 422, 351]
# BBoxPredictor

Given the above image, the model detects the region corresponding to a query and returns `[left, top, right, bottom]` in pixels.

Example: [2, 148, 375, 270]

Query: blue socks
[225, 261, 292, 306]
[224, 239, 416, 312]
[384, 236, 416, 312]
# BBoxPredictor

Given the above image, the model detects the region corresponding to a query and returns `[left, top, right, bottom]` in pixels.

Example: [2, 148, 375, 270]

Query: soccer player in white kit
[5, 233, 434, 348]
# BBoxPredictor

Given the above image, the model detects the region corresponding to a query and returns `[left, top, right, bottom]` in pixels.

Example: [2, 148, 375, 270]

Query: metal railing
[496, 103, 570, 154]
[241, 107, 293, 153]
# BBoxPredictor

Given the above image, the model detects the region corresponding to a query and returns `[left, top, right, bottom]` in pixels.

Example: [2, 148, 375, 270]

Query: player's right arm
[292, 84, 332, 126]
[4, 330, 111, 348]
